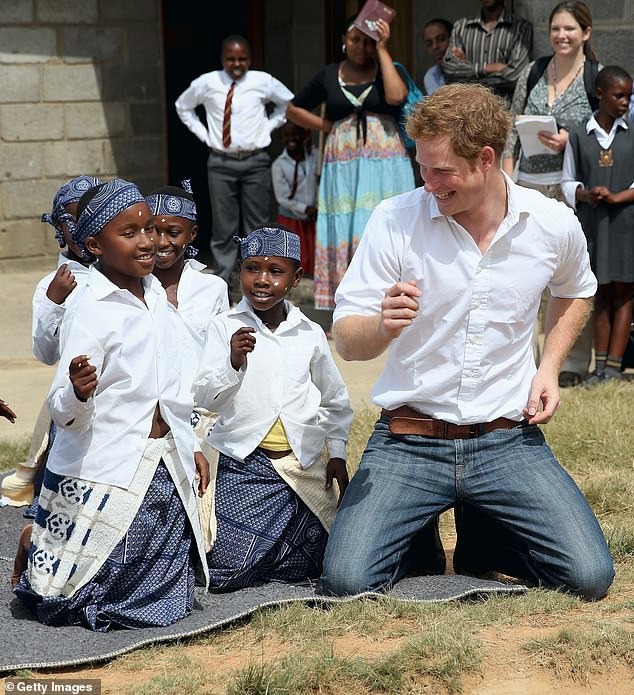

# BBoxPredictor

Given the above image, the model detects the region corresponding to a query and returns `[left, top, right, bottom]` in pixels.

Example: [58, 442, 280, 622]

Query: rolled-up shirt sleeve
[549, 207, 597, 298]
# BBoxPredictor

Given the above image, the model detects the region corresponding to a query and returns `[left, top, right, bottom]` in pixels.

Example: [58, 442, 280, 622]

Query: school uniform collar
[586, 113, 629, 136]
[87, 265, 162, 305]
[184, 257, 207, 273]
[230, 296, 306, 332]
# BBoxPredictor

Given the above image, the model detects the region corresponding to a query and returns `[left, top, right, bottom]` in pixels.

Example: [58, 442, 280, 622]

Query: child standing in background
[194, 225, 352, 590]
[1, 176, 102, 510]
[562, 66, 634, 384]
[272, 123, 318, 276]
[14, 179, 209, 630]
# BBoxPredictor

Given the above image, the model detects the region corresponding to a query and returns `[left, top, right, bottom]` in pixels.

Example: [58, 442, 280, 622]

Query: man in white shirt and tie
[320, 83, 614, 601]
[175, 36, 294, 286]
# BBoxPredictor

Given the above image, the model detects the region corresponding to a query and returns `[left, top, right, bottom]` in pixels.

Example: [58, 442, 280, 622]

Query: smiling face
[416, 136, 493, 220]
[597, 77, 633, 121]
[152, 215, 197, 272]
[85, 202, 156, 289]
[342, 27, 376, 68]
[423, 23, 451, 65]
[239, 255, 302, 323]
[549, 10, 591, 57]
[221, 41, 251, 80]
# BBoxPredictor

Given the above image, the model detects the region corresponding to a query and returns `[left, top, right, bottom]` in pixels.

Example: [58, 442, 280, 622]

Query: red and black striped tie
[222, 81, 236, 149]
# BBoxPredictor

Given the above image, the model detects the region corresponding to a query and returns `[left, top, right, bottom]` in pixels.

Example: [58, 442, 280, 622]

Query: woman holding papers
[502, 1, 600, 197]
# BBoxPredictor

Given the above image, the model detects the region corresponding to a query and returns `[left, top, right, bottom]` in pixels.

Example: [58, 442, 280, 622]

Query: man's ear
[480, 146, 496, 171]
[85, 236, 102, 256]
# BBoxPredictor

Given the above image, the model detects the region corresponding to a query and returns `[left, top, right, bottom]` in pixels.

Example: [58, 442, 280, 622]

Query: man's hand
[69, 355, 98, 402]
[325, 457, 349, 505]
[0, 398, 16, 423]
[379, 281, 422, 341]
[230, 326, 256, 370]
[194, 451, 210, 497]
[46, 264, 77, 305]
[523, 366, 560, 424]
[485, 63, 508, 73]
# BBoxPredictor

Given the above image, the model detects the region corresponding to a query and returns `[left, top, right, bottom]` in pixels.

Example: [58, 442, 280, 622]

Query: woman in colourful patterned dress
[287, 16, 414, 310]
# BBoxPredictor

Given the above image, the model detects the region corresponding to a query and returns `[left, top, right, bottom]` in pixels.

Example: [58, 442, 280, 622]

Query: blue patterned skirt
[207, 449, 328, 590]
[14, 462, 196, 631]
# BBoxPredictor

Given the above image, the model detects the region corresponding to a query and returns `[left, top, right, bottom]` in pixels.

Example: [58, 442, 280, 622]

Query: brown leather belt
[208, 147, 262, 160]
[381, 406, 523, 439]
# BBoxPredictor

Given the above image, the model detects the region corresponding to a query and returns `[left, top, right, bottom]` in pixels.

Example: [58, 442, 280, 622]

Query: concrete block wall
[0, 0, 166, 268]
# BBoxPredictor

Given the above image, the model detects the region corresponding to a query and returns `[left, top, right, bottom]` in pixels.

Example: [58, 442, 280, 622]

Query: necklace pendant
[598, 148, 613, 167]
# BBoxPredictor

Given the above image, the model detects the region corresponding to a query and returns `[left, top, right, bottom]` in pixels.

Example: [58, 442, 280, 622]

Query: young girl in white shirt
[2, 176, 103, 517]
[194, 224, 353, 590]
[146, 181, 229, 380]
[13, 179, 209, 630]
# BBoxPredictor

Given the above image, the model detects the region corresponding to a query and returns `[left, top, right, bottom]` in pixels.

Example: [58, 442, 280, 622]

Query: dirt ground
[4, 543, 632, 695]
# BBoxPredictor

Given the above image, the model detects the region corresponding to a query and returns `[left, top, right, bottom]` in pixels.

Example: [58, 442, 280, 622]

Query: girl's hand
[452, 47, 466, 60]
[576, 187, 602, 206]
[590, 186, 614, 204]
[69, 355, 98, 402]
[537, 128, 568, 153]
[375, 18, 391, 49]
[325, 457, 349, 505]
[194, 451, 210, 497]
[0, 398, 16, 423]
[230, 327, 256, 370]
[46, 264, 77, 305]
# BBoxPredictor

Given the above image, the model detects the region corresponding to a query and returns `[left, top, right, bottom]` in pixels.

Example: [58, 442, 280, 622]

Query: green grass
[2, 381, 632, 694]
[0, 436, 29, 472]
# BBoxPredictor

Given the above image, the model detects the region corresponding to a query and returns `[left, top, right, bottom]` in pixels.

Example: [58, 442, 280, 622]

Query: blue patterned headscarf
[146, 179, 198, 258]
[41, 175, 104, 248]
[234, 224, 301, 262]
[74, 178, 147, 259]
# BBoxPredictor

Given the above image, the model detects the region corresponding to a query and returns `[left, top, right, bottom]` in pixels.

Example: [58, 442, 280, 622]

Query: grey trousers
[207, 150, 271, 284]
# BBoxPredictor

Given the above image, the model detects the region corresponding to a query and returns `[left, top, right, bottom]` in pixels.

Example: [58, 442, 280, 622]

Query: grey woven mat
[0, 474, 526, 673]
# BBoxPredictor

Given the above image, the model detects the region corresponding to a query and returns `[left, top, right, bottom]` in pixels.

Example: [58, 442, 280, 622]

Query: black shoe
[558, 371, 581, 387]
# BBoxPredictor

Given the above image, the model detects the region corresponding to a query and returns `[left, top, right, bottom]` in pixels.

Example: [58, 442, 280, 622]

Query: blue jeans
[322, 418, 614, 600]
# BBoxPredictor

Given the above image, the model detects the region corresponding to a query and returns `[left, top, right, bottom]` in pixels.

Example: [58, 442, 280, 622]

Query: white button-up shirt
[32, 253, 92, 365]
[172, 259, 229, 391]
[194, 299, 352, 467]
[272, 149, 318, 220]
[47, 267, 198, 488]
[175, 69, 293, 152]
[333, 176, 597, 423]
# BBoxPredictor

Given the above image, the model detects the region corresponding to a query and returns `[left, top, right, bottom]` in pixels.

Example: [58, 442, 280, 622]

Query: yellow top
[259, 417, 290, 451]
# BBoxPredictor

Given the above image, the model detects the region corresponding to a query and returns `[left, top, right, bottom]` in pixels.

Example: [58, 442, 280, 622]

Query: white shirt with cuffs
[47, 267, 199, 489]
[194, 298, 352, 468]
[175, 69, 294, 152]
[333, 174, 597, 424]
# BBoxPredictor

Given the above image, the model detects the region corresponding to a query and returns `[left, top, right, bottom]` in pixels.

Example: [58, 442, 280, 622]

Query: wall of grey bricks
[0, 0, 166, 268]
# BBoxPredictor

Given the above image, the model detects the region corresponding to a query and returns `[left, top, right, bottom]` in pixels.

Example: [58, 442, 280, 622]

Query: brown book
[353, 0, 397, 41]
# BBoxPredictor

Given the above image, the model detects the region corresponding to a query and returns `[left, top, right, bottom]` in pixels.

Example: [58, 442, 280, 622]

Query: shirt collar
[184, 258, 206, 273]
[586, 113, 629, 136]
[428, 172, 526, 239]
[88, 265, 158, 303]
[229, 297, 306, 332]
[467, 8, 513, 27]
